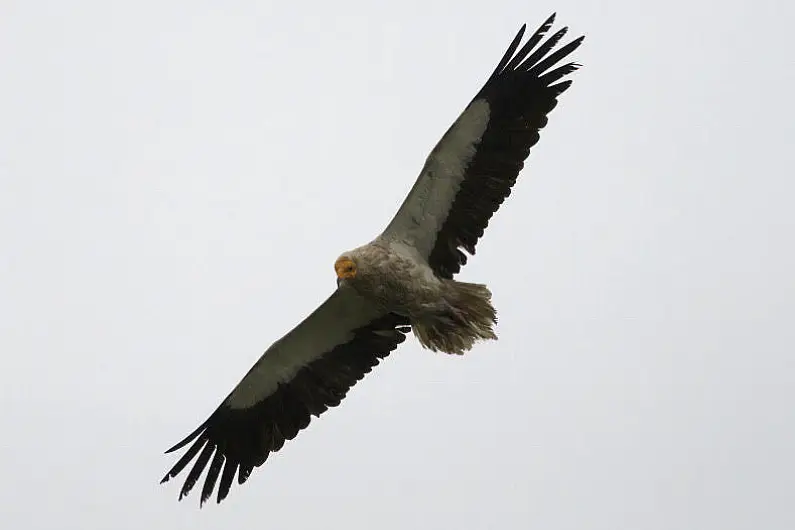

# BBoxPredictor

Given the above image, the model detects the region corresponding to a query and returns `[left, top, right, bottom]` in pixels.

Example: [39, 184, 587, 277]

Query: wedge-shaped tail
[413, 280, 498, 355]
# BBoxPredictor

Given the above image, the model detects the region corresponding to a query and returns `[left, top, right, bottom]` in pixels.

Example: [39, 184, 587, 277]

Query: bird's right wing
[161, 287, 410, 505]
[381, 14, 583, 278]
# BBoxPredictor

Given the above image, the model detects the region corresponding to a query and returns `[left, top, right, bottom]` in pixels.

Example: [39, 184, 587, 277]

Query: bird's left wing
[161, 287, 410, 505]
[381, 14, 584, 278]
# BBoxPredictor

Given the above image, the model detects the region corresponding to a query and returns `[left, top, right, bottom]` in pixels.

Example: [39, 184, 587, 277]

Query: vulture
[162, 13, 584, 505]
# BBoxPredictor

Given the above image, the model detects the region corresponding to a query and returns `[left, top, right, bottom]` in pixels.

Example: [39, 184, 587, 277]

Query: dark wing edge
[428, 13, 584, 278]
[160, 312, 410, 506]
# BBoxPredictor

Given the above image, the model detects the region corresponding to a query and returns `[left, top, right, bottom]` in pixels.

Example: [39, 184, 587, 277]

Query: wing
[381, 14, 584, 278]
[161, 287, 410, 505]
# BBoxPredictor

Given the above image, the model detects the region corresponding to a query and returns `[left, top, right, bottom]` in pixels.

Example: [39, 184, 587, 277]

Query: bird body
[337, 240, 438, 314]
[337, 238, 496, 354]
[161, 13, 584, 505]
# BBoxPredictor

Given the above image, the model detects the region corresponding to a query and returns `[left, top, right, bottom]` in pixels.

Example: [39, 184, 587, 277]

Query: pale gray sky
[1, 1, 793, 529]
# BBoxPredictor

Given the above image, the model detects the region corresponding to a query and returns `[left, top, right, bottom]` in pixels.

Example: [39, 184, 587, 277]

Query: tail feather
[412, 281, 497, 355]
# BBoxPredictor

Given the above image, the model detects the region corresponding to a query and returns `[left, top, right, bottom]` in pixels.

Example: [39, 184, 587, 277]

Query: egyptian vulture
[162, 13, 584, 505]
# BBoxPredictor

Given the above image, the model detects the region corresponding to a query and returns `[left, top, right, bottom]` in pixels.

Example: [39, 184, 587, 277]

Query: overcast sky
[1, 1, 793, 529]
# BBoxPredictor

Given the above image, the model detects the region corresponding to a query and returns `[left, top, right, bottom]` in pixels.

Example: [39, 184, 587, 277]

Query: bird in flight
[162, 13, 584, 506]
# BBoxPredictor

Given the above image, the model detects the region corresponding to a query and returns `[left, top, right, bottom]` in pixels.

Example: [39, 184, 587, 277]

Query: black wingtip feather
[490, 24, 527, 80]
[200, 451, 225, 506]
[164, 421, 207, 454]
[237, 464, 253, 485]
[548, 80, 574, 96]
[180, 443, 215, 500]
[217, 457, 237, 504]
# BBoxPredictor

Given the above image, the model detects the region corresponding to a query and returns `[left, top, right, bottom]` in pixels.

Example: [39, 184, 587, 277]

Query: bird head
[334, 256, 357, 287]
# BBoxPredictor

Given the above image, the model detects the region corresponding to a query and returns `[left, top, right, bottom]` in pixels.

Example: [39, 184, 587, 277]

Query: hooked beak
[336, 276, 343, 288]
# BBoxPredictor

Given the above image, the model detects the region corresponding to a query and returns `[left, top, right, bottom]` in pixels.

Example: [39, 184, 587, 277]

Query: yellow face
[334, 257, 357, 281]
